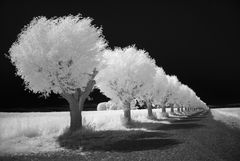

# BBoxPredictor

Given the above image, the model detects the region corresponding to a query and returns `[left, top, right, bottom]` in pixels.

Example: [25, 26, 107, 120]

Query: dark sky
[0, 0, 239, 110]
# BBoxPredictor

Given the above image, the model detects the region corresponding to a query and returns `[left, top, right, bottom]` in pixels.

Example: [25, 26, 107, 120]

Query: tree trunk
[68, 98, 82, 132]
[171, 106, 174, 113]
[162, 106, 166, 113]
[177, 107, 180, 112]
[181, 107, 184, 112]
[122, 101, 131, 126]
[62, 85, 93, 133]
[124, 108, 131, 122]
[147, 101, 153, 118]
[60, 70, 97, 133]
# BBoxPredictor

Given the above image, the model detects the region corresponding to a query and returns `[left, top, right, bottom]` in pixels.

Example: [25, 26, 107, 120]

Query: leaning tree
[8, 15, 107, 132]
[95, 46, 156, 126]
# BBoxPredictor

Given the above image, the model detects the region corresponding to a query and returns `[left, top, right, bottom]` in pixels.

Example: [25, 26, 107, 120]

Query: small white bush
[97, 102, 107, 111]
[97, 101, 121, 111]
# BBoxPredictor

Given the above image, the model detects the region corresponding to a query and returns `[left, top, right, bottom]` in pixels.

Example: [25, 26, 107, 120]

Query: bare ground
[1, 110, 240, 161]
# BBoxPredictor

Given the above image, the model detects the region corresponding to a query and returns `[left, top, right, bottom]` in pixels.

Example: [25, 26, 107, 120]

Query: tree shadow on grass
[149, 117, 179, 122]
[120, 119, 171, 130]
[170, 113, 187, 117]
[106, 138, 180, 152]
[189, 116, 208, 119]
[161, 111, 207, 123]
[186, 115, 208, 119]
[156, 123, 205, 131]
[170, 111, 208, 120]
[154, 111, 207, 130]
[170, 118, 201, 123]
[190, 111, 209, 117]
[146, 114, 185, 123]
[57, 112, 208, 152]
[127, 118, 204, 131]
[57, 129, 181, 152]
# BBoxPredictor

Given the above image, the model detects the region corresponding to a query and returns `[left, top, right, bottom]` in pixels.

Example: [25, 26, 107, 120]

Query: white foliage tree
[151, 67, 168, 106]
[140, 67, 168, 118]
[9, 15, 107, 132]
[188, 95, 199, 112]
[177, 84, 192, 112]
[95, 46, 156, 125]
[185, 88, 196, 111]
[160, 75, 181, 113]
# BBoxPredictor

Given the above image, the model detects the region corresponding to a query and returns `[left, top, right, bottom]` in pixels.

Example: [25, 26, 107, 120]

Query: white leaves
[96, 45, 206, 109]
[95, 46, 156, 106]
[151, 67, 168, 104]
[9, 15, 107, 96]
[8, 14, 207, 110]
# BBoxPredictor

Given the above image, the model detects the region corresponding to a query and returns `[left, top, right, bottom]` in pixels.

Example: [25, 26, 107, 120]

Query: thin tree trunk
[171, 106, 174, 113]
[162, 106, 166, 113]
[159, 105, 168, 118]
[148, 106, 153, 117]
[177, 107, 180, 112]
[123, 108, 131, 122]
[122, 101, 131, 126]
[147, 101, 153, 118]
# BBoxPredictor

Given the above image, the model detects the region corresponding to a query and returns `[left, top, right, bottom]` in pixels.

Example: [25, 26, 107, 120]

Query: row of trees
[95, 47, 207, 125]
[9, 15, 208, 132]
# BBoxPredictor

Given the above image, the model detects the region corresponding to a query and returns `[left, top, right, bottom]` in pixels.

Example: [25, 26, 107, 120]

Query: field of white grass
[211, 108, 240, 129]
[2, 108, 239, 156]
[0, 108, 185, 155]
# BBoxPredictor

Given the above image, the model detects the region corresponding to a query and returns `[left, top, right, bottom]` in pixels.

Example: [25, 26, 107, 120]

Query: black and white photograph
[0, 0, 240, 160]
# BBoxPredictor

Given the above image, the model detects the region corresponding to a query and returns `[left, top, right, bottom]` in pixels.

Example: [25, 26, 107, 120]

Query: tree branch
[60, 92, 74, 103]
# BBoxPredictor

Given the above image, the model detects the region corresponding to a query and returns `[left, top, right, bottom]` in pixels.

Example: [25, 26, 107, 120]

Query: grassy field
[0, 108, 187, 155]
[1, 109, 240, 161]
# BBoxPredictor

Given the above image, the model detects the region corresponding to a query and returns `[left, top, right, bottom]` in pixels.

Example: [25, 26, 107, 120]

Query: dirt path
[1, 111, 240, 161]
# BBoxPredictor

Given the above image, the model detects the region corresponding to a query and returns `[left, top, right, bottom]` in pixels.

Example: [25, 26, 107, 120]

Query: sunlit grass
[0, 108, 188, 154]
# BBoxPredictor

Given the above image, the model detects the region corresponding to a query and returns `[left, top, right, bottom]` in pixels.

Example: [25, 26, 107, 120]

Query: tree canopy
[96, 46, 156, 106]
[9, 15, 107, 96]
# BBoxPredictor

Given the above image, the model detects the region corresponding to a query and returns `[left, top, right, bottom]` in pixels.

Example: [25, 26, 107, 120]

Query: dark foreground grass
[57, 128, 179, 151]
